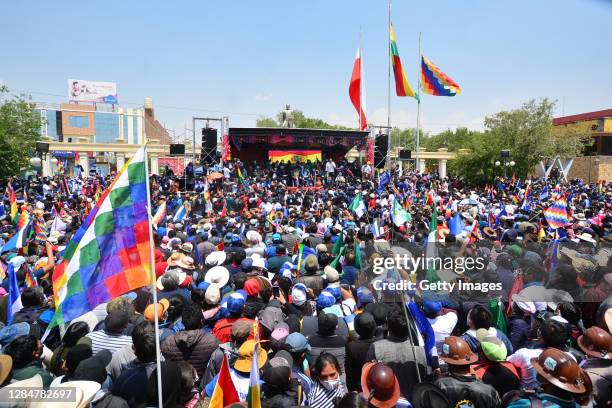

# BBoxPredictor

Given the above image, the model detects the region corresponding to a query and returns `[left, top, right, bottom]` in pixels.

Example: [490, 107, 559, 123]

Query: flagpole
[415, 32, 421, 173]
[144, 144, 163, 408]
[359, 26, 363, 133]
[386, 0, 392, 171]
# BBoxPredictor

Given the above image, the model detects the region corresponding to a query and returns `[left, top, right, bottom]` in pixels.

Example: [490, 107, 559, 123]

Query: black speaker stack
[374, 134, 388, 169]
[201, 128, 218, 165]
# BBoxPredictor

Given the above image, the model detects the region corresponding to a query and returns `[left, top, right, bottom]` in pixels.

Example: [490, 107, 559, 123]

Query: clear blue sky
[1, 0, 611, 138]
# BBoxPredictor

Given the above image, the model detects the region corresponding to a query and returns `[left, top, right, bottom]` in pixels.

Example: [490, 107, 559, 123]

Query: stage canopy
[229, 127, 369, 163]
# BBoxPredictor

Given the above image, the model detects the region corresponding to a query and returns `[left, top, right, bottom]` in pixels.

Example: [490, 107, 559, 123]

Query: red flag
[507, 274, 524, 314]
[349, 48, 367, 130]
[468, 221, 480, 244]
[292, 240, 299, 256]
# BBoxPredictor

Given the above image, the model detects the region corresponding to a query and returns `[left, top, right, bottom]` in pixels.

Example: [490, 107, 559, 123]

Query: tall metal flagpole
[386, 0, 392, 171]
[415, 32, 422, 173]
[359, 26, 363, 133]
[144, 144, 163, 408]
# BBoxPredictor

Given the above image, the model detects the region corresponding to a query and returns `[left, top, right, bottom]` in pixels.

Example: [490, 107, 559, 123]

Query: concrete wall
[568, 155, 612, 182]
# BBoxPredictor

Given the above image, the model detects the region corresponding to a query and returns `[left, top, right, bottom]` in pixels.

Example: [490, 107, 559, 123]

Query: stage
[228, 127, 369, 163]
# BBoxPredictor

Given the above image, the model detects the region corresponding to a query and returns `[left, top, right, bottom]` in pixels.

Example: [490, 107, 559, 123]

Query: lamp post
[496, 150, 514, 178]
[29, 157, 42, 168]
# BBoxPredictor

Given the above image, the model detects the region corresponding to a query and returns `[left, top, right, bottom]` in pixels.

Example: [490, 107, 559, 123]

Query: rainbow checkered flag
[49, 146, 153, 330]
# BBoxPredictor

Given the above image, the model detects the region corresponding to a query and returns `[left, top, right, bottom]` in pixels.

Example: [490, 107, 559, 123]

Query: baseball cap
[226, 293, 246, 315]
[231, 319, 252, 339]
[357, 287, 374, 306]
[423, 300, 443, 315]
[244, 279, 260, 297]
[316, 291, 336, 309]
[291, 283, 308, 306]
[284, 332, 310, 353]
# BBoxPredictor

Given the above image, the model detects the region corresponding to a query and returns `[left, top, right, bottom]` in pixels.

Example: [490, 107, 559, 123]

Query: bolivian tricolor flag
[209, 354, 239, 408]
[390, 23, 417, 99]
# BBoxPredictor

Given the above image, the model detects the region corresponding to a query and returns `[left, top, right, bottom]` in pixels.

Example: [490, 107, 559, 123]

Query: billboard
[269, 150, 322, 163]
[68, 79, 117, 104]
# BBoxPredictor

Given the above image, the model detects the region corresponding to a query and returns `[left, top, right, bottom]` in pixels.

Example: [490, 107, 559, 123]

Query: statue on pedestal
[280, 104, 295, 128]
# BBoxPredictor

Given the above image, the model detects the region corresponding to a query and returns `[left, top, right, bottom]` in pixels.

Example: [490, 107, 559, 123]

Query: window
[68, 115, 90, 128]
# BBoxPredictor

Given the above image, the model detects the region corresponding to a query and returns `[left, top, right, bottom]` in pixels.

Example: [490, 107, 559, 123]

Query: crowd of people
[0, 156, 610, 408]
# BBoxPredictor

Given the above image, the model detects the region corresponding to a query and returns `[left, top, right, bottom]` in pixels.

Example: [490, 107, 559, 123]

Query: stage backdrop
[269, 150, 322, 163]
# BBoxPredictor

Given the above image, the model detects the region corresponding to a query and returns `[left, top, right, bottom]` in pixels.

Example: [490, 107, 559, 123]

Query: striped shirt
[86, 330, 133, 354]
[305, 380, 347, 408]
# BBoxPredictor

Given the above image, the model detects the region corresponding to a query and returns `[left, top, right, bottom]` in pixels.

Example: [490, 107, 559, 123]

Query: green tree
[0, 86, 43, 179]
[389, 127, 419, 150]
[256, 109, 351, 130]
[452, 99, 592, 184]
[255, 116, 279, 127]
[421, 127, 479, 151]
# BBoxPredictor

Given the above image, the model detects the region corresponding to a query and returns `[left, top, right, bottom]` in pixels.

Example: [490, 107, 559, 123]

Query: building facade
[34, 98, 172, 177]
[553, 109, 612, 181]
[553, 108, 612, 155]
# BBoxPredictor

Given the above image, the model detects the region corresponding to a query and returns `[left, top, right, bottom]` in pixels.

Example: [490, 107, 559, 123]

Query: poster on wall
[68, 79, 118, 104]
[269, 150, 322, 163]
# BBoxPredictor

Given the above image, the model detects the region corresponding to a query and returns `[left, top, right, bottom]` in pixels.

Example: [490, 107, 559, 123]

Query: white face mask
[321, 379, 340, 391]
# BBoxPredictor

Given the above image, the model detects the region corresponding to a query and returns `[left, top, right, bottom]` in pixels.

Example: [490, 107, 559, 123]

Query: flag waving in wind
[349, 192, 366, 218]
[421, 55, 461, 96]
[349, 48, 367, 130]
[390, 23, 417, 99]
[49, 146, 153, 330]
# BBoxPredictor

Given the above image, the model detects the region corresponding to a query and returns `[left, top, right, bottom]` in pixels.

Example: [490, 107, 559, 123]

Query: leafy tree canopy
[0, 86, 43, 179]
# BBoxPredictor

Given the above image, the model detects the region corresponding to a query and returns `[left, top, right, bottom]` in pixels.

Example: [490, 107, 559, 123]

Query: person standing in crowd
[306, 352, 347, 408]
[506, 348, 589, 408]
[434, 336, 501, 407]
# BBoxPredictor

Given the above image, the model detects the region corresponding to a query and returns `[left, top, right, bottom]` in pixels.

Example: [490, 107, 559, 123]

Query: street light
[509, 160, 515, 167]
[495, 161, 501, 166]
[30, 157, 41, 167]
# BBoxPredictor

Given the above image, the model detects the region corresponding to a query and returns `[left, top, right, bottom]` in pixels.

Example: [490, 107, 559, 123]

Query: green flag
[354, 239, 362, 269]
[489, 298, 508, 334]
[425, 206, 440, 284]
[330, 246, 345, 270]
[392, 197, 412, 227]
[332, 231, 344, 256]
[349, 192, 366, 218]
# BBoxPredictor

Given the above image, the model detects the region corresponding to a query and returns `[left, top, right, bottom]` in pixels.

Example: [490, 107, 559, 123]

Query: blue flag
[539, 186, 549, 203]
[377, 171, 390, 193]
[449, 213, 463, 236]
[7, 264, 23, 324]
[495, 207, 507, 226]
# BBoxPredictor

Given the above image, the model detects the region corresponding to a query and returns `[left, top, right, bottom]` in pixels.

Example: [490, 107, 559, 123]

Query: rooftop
[553, 109, 612, 126]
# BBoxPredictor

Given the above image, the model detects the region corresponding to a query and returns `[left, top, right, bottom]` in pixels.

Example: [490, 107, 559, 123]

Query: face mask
[321, 379, 340, 391]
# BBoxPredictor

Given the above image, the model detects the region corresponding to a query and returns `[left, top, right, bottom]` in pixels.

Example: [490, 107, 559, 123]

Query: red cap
[244, 278, 260, 297]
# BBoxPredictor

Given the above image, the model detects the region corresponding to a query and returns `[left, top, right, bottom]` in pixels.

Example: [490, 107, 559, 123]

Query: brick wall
[568, 155, 612, 182]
